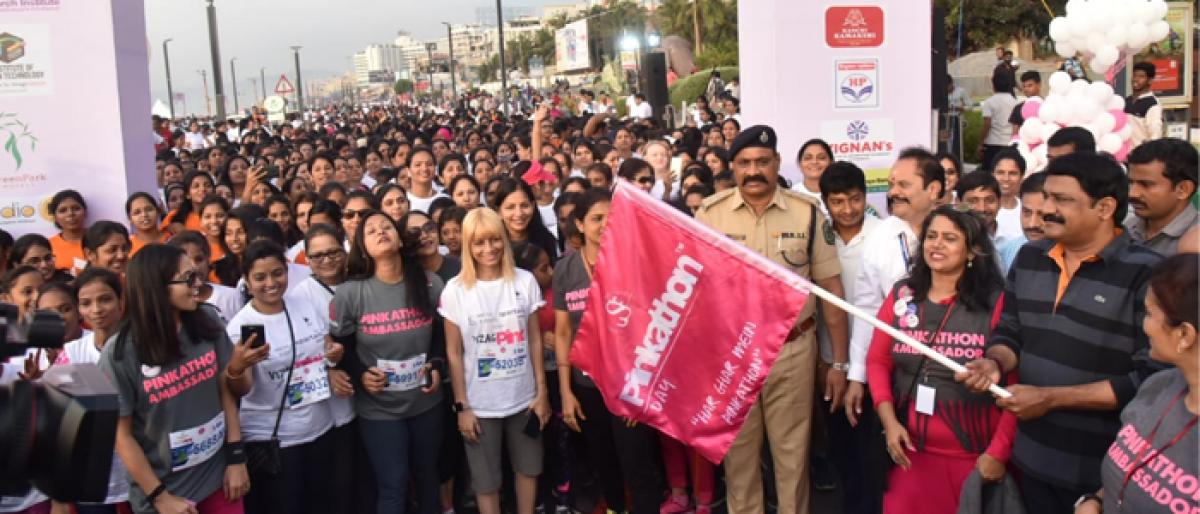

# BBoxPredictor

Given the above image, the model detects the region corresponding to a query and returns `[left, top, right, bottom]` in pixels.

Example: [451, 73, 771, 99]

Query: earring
[967, 259, 974, 268]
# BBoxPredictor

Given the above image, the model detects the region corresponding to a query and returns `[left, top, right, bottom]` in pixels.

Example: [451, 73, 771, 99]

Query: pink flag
[570, 182, 811, 464]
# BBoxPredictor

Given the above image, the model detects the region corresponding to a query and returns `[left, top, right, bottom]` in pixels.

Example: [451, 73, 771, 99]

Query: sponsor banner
[0, 25, 53, 96]
[570, 182, 809, 464]
[820, 118, 897, 193]
[835, 58, 878, 109]
[555, 19, 590, 72]
[825, 6, 884, 48]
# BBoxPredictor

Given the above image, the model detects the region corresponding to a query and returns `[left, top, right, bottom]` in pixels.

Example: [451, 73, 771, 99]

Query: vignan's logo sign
[619, 253, 703, 409]
[825, 6, 884, 48]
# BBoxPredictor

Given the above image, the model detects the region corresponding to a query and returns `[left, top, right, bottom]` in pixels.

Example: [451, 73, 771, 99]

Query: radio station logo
[825, 6, 884, 48]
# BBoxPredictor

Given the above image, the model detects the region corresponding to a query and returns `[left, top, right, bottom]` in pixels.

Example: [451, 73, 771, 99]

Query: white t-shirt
[408, 191, 448, 215]
[996, 201, 1023, 247]
[632, 101, 653, 120]
[286, 241, 306, 263]
[204, 283, 245, 325]
[538, 203, 558, 239]
[184, 131, 207, 150]
[225, 300, 334, 448]
[818, 216, 880, 363]
[980, 93, 1019, 146]
[438, 269, 544, 418]
[52, 330, 131, 505]
[287, 276, 355, 426]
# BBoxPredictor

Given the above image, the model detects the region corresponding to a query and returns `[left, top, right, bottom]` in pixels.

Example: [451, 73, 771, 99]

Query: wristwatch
[1073, 493, 1101, 509]
[831, 362, 850, 373]
[451, 401, 467, 413]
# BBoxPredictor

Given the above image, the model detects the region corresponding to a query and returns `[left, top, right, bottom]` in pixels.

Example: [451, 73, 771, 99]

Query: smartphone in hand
[241, 324, 266, 348]
[522, 411, 542, 438]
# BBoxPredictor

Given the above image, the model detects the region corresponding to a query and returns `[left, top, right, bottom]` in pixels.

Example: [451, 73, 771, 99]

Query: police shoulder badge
[822, 219, 835, 245]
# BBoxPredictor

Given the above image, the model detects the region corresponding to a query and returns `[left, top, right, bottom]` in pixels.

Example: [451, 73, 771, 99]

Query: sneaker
[811, 455, 837, 491]
[554, 505, 572, 514]
[660, 494, 692, 514]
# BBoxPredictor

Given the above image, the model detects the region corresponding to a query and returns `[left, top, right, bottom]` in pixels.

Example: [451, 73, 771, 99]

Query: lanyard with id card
[896, 297, 956, 419]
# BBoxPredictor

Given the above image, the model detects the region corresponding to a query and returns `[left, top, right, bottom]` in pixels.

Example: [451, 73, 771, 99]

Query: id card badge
[915, 384, 936, 415]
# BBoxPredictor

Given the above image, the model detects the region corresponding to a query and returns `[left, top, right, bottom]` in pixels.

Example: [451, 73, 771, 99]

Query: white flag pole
[803, 282, 1013, 399]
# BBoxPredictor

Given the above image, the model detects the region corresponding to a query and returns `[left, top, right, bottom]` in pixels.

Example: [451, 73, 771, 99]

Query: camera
[0, 304, 119, 503]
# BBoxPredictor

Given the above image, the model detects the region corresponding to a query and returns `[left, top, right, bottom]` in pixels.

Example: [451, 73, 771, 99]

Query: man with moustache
[846, 148, 945, 426]
[696, 125, 850, 514]
[1123, 138, 1198, 257]
[998, 172, 1047, 273]
[956, 152, 1163, 513]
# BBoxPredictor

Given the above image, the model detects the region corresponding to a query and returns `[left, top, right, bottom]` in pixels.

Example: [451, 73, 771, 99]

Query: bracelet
[831, 362, 850, 373]
[225, 440, 247, 465]
[145, 483, 167, 504]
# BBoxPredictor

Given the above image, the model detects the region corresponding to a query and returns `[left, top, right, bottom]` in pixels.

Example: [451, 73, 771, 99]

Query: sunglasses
[343, 209, 371, 220]
[405, 221, 438, 238]
[167, 271, 204, 287]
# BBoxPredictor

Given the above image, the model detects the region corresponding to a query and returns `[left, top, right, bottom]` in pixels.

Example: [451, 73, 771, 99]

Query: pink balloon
[1110, 109, 1128, 132]
[1114, 140, 1132, 162]
[1021, 100, 1041, 120]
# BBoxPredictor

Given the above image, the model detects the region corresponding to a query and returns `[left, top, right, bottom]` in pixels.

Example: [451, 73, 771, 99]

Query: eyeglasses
[405, 221, 438, 238]
[343, 209, 370, 220]
[167, 271, 204, 287]
[308, 249, 346, 263]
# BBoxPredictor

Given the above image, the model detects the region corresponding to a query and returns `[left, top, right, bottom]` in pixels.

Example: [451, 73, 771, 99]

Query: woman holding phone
[224, 240, 336, 514]
[441, 208, 550, 514]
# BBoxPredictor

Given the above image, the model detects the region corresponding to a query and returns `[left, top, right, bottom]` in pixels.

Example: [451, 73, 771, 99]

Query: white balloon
[1049, 17, 1071, 42]
[1069, 79, 1090, 98]
[1040, 122, 1060, 143]
[1085, 32, 1108, 53]
[1149, 0, 1169, 21]
[1087, 81, 1115, 103]
[1091, 61, 1112, 75]
[1068, 13, 1092, 39]
[1094, 45, 1120, 66]
[1119, 124, 1133, 139]
[1020, 124, 1041, 145]
[1065, 0, 1082, 15]
[1099, 133, 1122, 153]
[1149, 20, 1170, 42]
[1033, 144, 1049, 163]
[1077, 100, 1101, 123]
[1049, 72, 1072, 95]
[1091, 8, 1115, 33]
[1127, 23, 1150, 50]
[1131, 1, 1155, 25]
[1094, 111, 1117, 134]
[1056, 41, 1077, 59]
[1039, 100, 1061, 123]
[1106, 95, 1125, 111]
[1105, 24, 1128, 49]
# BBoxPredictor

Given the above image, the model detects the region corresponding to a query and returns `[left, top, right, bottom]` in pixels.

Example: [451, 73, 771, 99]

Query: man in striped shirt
[956, 152, 1164, 513]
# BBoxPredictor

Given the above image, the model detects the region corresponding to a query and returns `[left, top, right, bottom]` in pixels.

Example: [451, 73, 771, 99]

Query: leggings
[359, 405, 445, 514]
[575, 384, 662, 514]
[660, 434, 715, 505]
[243, 430, 335, 514]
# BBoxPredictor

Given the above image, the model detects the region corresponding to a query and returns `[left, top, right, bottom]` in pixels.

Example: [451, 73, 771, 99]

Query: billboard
[739, 2, 931, 212]
[368, 70, 394, 84]
[555, 19, 590, 72]
[0, 0, 155, 236]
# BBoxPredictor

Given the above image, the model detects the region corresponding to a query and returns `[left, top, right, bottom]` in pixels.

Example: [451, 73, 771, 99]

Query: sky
[144, 0, 559, 116]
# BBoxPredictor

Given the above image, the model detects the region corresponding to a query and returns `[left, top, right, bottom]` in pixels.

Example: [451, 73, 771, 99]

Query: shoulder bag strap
[269, 303, 298, 440]
[897, 302, 957, 414]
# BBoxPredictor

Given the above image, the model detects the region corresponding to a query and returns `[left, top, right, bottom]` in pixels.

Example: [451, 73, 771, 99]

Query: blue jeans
[359, 404, 445, 514]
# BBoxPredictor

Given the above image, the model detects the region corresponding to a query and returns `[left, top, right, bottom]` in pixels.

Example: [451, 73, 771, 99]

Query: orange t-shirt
[207, 238, 225, 263]
[163, 210, 203, 233]
[130, 233, 169, 257]
[49, 233, 86, 276]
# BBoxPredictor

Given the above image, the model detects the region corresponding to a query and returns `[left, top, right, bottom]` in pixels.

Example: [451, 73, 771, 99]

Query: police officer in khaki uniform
[696, 125, 850, 514]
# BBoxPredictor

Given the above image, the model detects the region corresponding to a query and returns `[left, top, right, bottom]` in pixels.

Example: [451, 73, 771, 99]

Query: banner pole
[802, 282, 1013, 399]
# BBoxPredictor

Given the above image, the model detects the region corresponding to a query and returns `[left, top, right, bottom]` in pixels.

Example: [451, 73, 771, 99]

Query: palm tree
[655, 0, 738, 61]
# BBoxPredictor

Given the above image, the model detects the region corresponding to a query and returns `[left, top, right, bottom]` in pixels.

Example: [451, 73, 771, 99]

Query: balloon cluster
[1015, 71, 1131, 171]
[1048, 0, 1170, 76]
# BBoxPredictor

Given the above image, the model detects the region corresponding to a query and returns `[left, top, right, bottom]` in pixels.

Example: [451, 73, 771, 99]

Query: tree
[656, 0, 738, 70]
[393, 79, 414, 95]
[936, 0, 1066, 55]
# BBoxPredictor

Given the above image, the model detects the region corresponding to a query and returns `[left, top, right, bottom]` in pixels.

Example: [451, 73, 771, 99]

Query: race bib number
[475, 325, 529, 382]
[286, 355, 331, 409]
[169, 413, 225, 472]
[377, 354, 426, 392]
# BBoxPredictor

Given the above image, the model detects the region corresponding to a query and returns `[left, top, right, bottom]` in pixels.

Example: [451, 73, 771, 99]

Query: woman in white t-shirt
[441, 208, 550, 514]
[225, 240, 337, 514]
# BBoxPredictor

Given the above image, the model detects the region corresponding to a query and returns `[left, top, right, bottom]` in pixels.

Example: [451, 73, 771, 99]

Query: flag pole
[803, 282, 1013, 399]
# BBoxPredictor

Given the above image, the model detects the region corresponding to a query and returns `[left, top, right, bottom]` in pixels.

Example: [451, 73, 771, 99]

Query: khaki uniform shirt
[695, 186, 841, 324]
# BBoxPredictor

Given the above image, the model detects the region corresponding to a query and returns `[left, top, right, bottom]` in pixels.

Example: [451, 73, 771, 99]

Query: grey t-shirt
[99, 307, 231, 513]
[552, 251, 594, 388]
[1101, 368, 1197, 513]
[436, 256, 462, 285]
[329, 272, 445, 420]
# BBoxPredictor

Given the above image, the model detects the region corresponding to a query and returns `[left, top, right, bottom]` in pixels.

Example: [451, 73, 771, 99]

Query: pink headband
[522, 160, 557, 186]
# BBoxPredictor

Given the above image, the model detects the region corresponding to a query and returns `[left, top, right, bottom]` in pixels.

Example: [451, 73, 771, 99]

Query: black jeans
[575, 384, 663, 514]
[329, 420, 378, 514]
[1020, 472, 1088, 514]
[243, 429, 335, 514]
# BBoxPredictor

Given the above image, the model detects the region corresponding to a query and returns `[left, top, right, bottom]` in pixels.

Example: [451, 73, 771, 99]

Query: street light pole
[260, 67, 267, 99]
[205, 0, 227, 120]
[163, 38, 176, 119]
[495, 0, 509, 113]
[425, 43, 436, 101]
[443, 22, 458, 108]
[250, 78, 258, 105]
[230, 57, 239, 114]
[291, 46, 304, 114]
[198, 69, 212, 117]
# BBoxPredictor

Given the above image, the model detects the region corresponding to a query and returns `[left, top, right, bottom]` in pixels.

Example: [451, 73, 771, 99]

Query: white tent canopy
[151, 98, 171, 118]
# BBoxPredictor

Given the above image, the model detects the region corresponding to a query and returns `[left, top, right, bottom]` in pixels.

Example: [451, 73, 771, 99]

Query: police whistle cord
[801, 282, 1013, 399]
